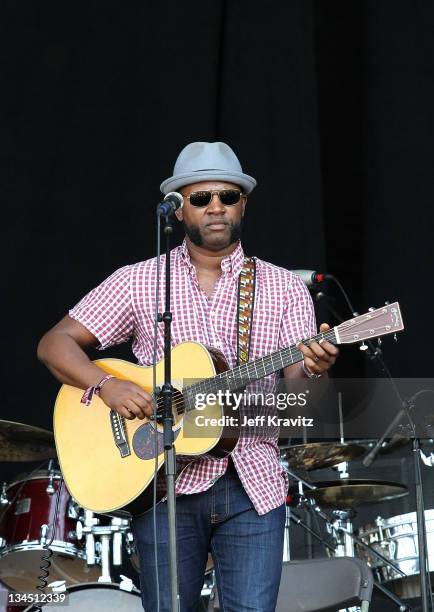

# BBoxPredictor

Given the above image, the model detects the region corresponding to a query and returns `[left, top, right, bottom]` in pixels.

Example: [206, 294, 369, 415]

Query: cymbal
[0, 420, 56, 461]
[302, 479, 408, 508]
[353, 436, 410, 455]
[281, 442, 365, 471]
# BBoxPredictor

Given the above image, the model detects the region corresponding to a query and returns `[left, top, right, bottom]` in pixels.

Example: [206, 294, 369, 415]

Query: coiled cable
[31, 478, 64, 612]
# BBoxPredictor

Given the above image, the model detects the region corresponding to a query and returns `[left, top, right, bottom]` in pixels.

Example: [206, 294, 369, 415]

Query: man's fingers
[298, 341, 327, 363]
[310, 342, 330, 361]
[119, 405, 136, 420]
[123, 399, 145, 419]
[304, 357, 322, 374]
[130, 391, 153, 410]
[134, 387, 154, 404]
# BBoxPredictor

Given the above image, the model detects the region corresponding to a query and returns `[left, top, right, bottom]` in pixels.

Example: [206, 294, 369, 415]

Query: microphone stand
[312, 284, 433, 611]
[158, 213, 179, 612]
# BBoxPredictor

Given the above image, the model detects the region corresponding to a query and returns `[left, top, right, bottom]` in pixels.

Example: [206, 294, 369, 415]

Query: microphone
[157, 192, 184, 216]
[290, 270, 331, 287]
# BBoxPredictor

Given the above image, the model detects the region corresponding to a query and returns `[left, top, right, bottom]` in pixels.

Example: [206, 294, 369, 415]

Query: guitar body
[53, 342, 239, 517]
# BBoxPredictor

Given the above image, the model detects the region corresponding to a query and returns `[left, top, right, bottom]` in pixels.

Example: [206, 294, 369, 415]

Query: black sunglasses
[182, 189, 245, 208]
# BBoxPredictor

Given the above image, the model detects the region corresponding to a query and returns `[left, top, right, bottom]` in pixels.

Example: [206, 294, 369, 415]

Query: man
[38, 142, 338, 611]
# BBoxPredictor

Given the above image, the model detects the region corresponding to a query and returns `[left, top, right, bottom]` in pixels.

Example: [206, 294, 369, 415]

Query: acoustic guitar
[54, 302, 404, 516]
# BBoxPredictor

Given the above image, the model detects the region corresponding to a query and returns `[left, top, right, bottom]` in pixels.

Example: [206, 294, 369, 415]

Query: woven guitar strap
[237, 256, 256, 366]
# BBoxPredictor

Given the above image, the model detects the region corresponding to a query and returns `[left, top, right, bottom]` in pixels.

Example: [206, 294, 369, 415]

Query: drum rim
[0, 540, 80, 558]
[8, 470, 63, 488]
[22, 582, 141, 611]
[382, 509, 434, 527]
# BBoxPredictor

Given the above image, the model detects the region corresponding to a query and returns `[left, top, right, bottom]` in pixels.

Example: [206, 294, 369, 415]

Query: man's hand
[298, 323, 339, 376]
[99, 378, 155, 420]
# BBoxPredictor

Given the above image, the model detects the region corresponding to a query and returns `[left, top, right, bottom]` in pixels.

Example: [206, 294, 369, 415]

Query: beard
[183, 217, 244, 249]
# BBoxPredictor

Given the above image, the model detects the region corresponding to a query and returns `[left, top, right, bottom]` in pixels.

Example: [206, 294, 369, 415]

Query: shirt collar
[180, 239, 245, 278]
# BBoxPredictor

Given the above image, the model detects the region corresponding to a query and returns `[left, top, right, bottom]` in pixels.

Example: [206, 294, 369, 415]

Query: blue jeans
[132, 460, 286, 612]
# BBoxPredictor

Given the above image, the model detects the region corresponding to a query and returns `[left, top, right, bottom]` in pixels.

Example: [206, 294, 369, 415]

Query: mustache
[183, 218, 243, 248]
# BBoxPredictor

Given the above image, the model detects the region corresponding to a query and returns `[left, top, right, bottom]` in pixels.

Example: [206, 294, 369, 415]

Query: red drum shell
[0, 471, 100, 593]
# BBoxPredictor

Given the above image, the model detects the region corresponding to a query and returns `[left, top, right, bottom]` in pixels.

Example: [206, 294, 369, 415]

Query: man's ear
[241, 197, 247, 217]
[175, 208, 183, 222]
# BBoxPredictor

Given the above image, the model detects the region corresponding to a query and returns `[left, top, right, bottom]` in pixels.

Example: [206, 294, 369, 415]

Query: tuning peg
[368, 307, 375, 312]
[377, 337, 382, 346]
[394, 333, 398, 342]
[384, 301, 389, 305]
[359, 341, 368, 351]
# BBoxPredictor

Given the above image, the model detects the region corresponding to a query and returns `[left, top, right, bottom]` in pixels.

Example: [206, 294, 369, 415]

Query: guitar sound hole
[155, 388, 185, 425]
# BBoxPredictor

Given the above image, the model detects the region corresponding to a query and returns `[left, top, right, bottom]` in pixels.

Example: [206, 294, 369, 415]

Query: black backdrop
[2, 2, 434, 434]
[1, 3, 434, 603]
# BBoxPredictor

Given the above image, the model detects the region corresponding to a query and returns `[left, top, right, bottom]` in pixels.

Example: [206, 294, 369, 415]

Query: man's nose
[207, 193, 226, 212]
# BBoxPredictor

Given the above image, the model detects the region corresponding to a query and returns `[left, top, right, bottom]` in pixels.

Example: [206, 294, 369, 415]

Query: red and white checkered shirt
[69, 240, 316, 515]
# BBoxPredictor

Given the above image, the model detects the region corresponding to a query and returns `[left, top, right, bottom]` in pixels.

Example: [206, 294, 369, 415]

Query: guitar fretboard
[183, 329, 337, 411]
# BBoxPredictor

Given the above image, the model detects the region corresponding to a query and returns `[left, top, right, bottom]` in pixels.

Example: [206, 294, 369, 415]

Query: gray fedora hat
[160, 141, 257, 195]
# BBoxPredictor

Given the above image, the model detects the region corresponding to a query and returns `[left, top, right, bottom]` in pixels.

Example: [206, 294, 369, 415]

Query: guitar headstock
[335, 302, 404, 345]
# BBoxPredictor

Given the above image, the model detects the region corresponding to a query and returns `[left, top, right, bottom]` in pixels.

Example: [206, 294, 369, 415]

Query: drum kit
[281, 438, 434, 610]
[0, 420, 148, 610]
[0, 418, 432, 611]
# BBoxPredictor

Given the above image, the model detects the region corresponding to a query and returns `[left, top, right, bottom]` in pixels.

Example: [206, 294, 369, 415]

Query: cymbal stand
[312, 503, 410, 611]
[285, 466, 410, 610]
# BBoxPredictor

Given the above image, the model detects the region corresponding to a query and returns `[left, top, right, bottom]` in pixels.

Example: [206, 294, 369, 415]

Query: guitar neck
[184, 301, 404, 409]
[185, 328, 337, 406]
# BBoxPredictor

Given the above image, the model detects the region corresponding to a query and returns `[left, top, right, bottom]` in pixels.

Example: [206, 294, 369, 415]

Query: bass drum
[23, 582, 142, 611]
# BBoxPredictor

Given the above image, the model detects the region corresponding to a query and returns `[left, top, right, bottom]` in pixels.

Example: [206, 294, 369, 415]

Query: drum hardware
[39, 524, 49, 545]
[67, 499, 81, 520]
[337, 460, 349, 479]
[285, 451, 412, 611]
[45, 461, 56, 494]
[0, 469, 102, 592]
[356, 510, 434, 599]
[96, 534, 112, 583]
[1, 482, 8, 506]
[287, 500, 410, 611]
[329, 509, 356, 558]
[118, 574, 136, 592]
[124, 530, 135, 557]
[76, 509, 98, 566]
[296, 499, 411, 611]
[75, 510, 132, 584]
[111, 517, 130, 566]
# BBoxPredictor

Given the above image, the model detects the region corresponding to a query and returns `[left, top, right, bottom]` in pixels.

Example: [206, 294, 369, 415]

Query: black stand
[158, 215, 179, 612]
[358, 363, 432, 612]
[283, 464, 410, 611]
[313, 285, 433, 612]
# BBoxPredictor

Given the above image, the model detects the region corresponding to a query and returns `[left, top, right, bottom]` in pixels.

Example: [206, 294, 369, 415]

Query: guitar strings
[154, 311, 396, 417]
[155, 329, 338, 417]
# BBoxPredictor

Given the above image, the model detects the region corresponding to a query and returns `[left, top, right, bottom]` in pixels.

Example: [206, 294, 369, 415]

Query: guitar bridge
[110, 410, 131, 458]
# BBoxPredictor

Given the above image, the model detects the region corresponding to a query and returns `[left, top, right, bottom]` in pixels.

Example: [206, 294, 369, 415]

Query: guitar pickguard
[132, 422, 180, 460]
